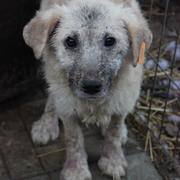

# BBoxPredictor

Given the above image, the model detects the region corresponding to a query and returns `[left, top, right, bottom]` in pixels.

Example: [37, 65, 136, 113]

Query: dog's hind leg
[31, 95, 59, 144]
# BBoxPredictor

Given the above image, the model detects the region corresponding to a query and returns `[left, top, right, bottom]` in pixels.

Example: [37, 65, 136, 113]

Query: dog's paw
[98, 150, 127, 180]
[31, 112, 59, 144]
[60, 159, 92, 180]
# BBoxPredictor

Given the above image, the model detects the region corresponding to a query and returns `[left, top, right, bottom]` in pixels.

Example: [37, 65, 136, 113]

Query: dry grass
[131, 53, 180, 177]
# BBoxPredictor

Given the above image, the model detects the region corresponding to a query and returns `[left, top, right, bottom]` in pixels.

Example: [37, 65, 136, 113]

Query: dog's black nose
[82, 80, 102, 95]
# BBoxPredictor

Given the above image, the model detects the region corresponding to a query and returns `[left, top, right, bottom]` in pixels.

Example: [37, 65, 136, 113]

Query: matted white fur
[23, 0, 152, 179]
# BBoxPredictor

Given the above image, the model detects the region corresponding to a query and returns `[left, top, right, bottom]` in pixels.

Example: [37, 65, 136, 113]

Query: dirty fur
[23, 0, 152, 179]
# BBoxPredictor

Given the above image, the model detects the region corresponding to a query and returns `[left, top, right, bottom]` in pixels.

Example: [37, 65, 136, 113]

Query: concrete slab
[0, 99, 162, 180]
[25, 174, 49, 180]
[125, 153, 162, 180]
[1, 132, 43, 179]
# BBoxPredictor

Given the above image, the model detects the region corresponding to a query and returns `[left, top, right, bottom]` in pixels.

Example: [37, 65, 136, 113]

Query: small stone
[165, 123, 179, 137]
[165, 41, 180, 61]
[158, 58, 170, 70]
[170, 80, 180, 90]
[145, 59, 155, 70]
[167, 115, 180, 124]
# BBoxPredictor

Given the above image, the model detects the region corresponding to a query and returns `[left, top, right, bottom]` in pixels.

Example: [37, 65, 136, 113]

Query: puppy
[23, 0, 152, 179]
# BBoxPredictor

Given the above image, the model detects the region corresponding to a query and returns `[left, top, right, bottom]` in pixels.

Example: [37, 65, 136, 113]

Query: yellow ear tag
[137, 42, 146, 65]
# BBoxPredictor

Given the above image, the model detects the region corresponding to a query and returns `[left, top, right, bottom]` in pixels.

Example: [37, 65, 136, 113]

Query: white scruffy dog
[23, 0, 152, 179]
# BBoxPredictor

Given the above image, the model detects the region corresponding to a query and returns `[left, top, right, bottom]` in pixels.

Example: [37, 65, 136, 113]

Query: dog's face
[23, 0, 152, 100]
[52, 2, 129, 99]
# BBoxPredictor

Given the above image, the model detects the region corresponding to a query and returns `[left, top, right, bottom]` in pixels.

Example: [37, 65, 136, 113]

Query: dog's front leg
[60, 117, 92, 180]
[98, 115, 128, 180]
[31, 95, 59, 144]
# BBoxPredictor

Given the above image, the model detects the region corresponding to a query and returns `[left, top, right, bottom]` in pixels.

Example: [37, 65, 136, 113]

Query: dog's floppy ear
[127, 24, 152, 67]
[119, 0, 153, 67]
[23, 6, 61, 59]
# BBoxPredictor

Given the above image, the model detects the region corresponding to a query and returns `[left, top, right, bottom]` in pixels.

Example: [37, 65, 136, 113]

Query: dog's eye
[104, 37, 116, 47]
[65, 37, 78, 48]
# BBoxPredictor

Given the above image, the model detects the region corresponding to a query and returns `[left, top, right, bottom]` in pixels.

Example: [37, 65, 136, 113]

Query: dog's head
[23, 0, 152, 100]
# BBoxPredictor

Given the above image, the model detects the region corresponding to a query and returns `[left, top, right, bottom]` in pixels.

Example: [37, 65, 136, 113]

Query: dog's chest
[76, 102, 111, 127]
[82, 112, 111, 127]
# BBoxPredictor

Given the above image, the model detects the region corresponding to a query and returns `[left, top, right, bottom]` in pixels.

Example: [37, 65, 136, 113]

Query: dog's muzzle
[81, 80, 102, 95]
